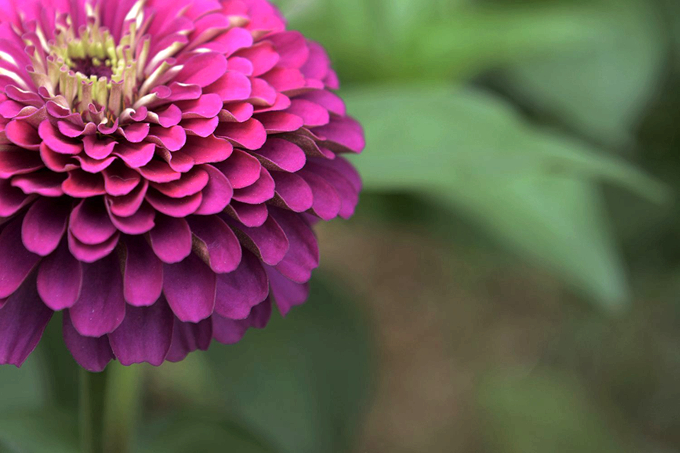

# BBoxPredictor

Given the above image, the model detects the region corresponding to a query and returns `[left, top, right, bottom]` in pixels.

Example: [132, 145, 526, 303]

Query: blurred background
[3, 0, 680, 452]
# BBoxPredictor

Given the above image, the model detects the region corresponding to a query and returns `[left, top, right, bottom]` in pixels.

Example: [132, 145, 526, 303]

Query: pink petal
[205, 71, 251, 102]
[224, 201, 269, 227]
[114, 142, 156, 168]
[103, 163, 142, 196]
[147, 125, 187, 152]
[152, 167, 209, 198]
[11, 172, 66, 197]
[5, 120, 41, 149]
[83, 136, 117, 159]
[146, 190, 203, 218]
[62, 170, 106, 198]
[267, 31, 309, 68]
[299, 169, 341, 221]
[67, 231, 120, 263]
[181, 135, 233, 165]
[38, 120, 83, 154]
[174, 52, 228, 87]
[235, 41, 279, 76]
[0, 149, 44, 178]
[287, 99, 330, 127]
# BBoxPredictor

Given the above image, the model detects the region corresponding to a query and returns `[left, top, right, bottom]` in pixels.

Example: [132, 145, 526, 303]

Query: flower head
[0, 0, 364, 370]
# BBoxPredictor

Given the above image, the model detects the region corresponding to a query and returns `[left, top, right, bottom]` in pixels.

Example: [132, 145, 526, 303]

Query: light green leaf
[477, 370, 632, 453]
[498, 0, 666, 147]
[345, 85, 667, 309]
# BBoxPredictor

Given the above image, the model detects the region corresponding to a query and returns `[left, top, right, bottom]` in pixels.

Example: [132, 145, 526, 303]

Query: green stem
[79, 364, 142, 453]
[79, 368, 108, 453]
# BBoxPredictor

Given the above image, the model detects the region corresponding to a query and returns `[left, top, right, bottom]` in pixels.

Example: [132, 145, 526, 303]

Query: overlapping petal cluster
[0, 0, 364, 370]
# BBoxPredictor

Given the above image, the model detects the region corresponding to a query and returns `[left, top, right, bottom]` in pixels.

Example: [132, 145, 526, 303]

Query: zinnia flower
[0, 0, 364, 371]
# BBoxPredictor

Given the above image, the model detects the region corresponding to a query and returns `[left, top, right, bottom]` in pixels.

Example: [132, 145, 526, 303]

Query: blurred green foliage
[4, 0, 680, 451]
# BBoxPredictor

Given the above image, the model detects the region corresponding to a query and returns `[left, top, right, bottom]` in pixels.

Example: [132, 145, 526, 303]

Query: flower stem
[79, 368, 108, 453]
[79, 364, 142, 453]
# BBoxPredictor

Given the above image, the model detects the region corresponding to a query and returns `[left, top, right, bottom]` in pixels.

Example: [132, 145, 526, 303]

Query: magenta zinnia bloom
[0, 0, 364, 370]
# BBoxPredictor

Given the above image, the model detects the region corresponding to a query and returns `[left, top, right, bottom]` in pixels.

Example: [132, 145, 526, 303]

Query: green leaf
[477, 370, 632, 453]
[345, 85, 667, 309]
[498, 0, 666, 147]
[146, 276, 373, 453]
[209, 276, 372, 453]
[0, 410, 78, 453]
[136, 413, 275, 453]
[285, 0, 608, 84]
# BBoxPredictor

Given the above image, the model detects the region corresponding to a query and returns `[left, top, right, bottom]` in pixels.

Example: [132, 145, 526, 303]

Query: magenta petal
[253, 138, 306, 172]
[224, 201, 269, 227]
[62, 313, 113, 372]
[163, 253, 216, 323]
[145, 190, 203, 218]
[67, 230, 120, 263]
[270, 208, 319, 283]
[147, 125, 187, 151]
[84, 136, 117, 159]
[212, 298, 272, 344]
[195, 164, 233, 215]
[38, 120, 83, 154]
[225, 214, 289, 266]
[70, 255, 126, 337]
[22, 198, 70, 256]
[0, 149, 44, 178]
[215, 149, 261, 189]
[108, 299, 174, 366]
[62, 170, 106, 198]
[267, 267, 309, 316]
[177, 94, 223, 119]
[114, 142, 156, 168]
[188, 215, 242, 274]
[0, 179, 33, 217]
[206, 71, 251, 102]
[215, 250, 268, 320]
[215, 118, 266, 150]
[182, 135, 233, 165]
[149, 215, 192, 264]
[37, 240, 83, 311]
[5, 120, 41, 149]
[70, 198, 117, 245]
[123, 235, 163, 307]
[271, 171, 314, 213]
[0, 275, 53, 367]
[287, 99, 330, 127]
[299, 169, 341, 221]
[174, 52, 228, 87]
[11, 172, 66, 197]
[109, 202, 156, 235]
[257, 112, 303, 133]
[267, 31, 309, 68]
[314, 116, 365, 153]
[232, 167, 275, 204]
[103, 163, 142, 196]
[0, 218, 41, 299]
[297, 90, 346, 116]
[166, 317, 212, 362]
[152, 167, 209, 199]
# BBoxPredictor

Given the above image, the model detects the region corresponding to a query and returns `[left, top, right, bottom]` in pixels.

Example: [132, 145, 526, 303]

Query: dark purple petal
[267, 267, 309, 316]
[108, 299, 174, 366]
[69, 255, 126, 337]
[188, 215, 242, 273]
[0, 274, 53, 367]
[163, 254, 216, 323]
[166, 317, 212, 362]
[0, 218, 41, 299]
[21, 197, 70, 256]
[63, 312, 113, 372]
[123, 235, 163, 307]
[149, 215, 192, 264]
[37, 240, 83, 311]
[215, 250, 268, 320]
